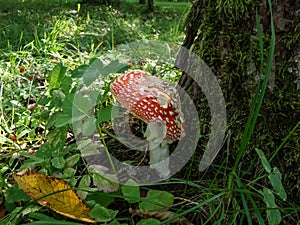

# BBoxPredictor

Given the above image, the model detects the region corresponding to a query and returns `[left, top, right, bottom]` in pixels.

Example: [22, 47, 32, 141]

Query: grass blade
[234, 0, 276, 171]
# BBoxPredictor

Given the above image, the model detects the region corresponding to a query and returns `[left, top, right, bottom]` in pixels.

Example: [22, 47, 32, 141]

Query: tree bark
[179, 0, 300, 202]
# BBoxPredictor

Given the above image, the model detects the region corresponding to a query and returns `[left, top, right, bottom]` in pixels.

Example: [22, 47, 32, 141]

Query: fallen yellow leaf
[13, 172, 96, 223]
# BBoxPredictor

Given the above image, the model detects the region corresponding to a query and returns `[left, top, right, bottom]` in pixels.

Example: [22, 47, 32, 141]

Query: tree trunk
[147, 0, 154, 12]
[178, 0, 300, 201]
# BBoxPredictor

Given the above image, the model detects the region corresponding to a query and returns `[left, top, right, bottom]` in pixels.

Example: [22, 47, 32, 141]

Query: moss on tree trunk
[179, 0, 300, 201]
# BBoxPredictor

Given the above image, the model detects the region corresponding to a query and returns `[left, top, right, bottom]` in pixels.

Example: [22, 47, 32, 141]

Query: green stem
[97, 124, 117, 174]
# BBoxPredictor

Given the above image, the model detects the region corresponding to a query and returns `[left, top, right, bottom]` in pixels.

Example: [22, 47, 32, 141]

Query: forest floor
[0, 0, 299, 225]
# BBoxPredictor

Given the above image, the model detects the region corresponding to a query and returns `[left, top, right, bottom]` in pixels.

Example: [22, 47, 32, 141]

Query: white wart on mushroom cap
[110, 70, 184, 141]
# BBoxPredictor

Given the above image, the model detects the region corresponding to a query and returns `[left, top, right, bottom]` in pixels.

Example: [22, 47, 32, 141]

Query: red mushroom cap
[110, 70, 184, 141]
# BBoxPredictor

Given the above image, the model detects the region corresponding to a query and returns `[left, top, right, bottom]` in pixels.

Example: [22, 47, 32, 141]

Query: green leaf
[46, 111, 60, 129]
[97, 105, 119, 123]
[139, 190, 174, 211]
[54, 112, 73, 127]
[0, 163, 9, 173]
[90, 204, 118, 222]
[85, 191, 115, 208]
[107, 219, 123, 225]
[5, 184, 30, 203]
[121, 179, 140, 203]
[82, 117, 97, 136]
[71, 64, 89, 78]
[62, 94, 75, 115]
[89, 90, 101, 103]
[83, 58, 104, 86]
[268, 167, 287, 201]
[102, 60, 129, 76]
[63, 168, 76, 178]
[47, 126, 69, 148]
[48, 63, 67, 91]
[92, 173, 119, 193]
[65, 154, 81, 168]
[77, 174, 91, 199]
[60, 76, 73, 95]
[136, 219, 161, 225]
[72, 94, 95, 119]
[50, 89, 66, 108]
[34, 142, 53, 158]
[263, 188, 281, 225]
[51, 156, 65, 169]
[255, 148, 271, 173]
[38, 96, 51, 106]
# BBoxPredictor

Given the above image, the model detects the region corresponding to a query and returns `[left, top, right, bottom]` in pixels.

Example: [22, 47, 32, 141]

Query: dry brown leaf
[13, 172, 96, 223]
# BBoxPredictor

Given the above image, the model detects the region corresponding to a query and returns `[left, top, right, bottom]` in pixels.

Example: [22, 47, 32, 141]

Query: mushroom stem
[149, 141, 170, 178]
[145, 122, 171, 178]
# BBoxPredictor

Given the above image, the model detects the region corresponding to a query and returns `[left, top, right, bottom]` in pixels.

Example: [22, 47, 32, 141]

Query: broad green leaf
[63, 94, 94, 116]
[83, 58, 104, 86]
[85, 191, 115, 208]
[48, 63, 67, 91]
[63, 168, 77, 178]
[60, 76, 73, 95]
[38, 96, 51, 106]
[255, 148, 271, 173]
[136, 219, 161, 225]
[101, 60, 129, 76]
[77, 174, 91, 199]
[54, 113, 73, 127]
[65, 154, 81, 168]
[47, 127, 68, 150]
[71, 64, 89, 78]
[51, 156, 65, 169]
[82, 117, 97, 136]
[90, 204, 118, 222]
[46, 111, 61, 129]
[89, 89, 101, 103]
[92, 173, 119, 193]
[263, 188, 281, 225]
[72, 94, 95, 119]
[139, 190, 174, 211]
[121, 179, 140, 203]
[62, 94, 75, 115]
[80, 143, 98, 157]
[34, 142, 53, 158]
[77, 139, 92, 149]
[50, 89, 66, 108]
[5, 184, 30, 203]
[268, 167, 287, 201]
[97, 105, 119, 123]
[107, 219, 123, 225]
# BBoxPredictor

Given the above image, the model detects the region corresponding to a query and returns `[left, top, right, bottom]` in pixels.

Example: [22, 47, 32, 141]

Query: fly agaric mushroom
[110, 70, 184, 177]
